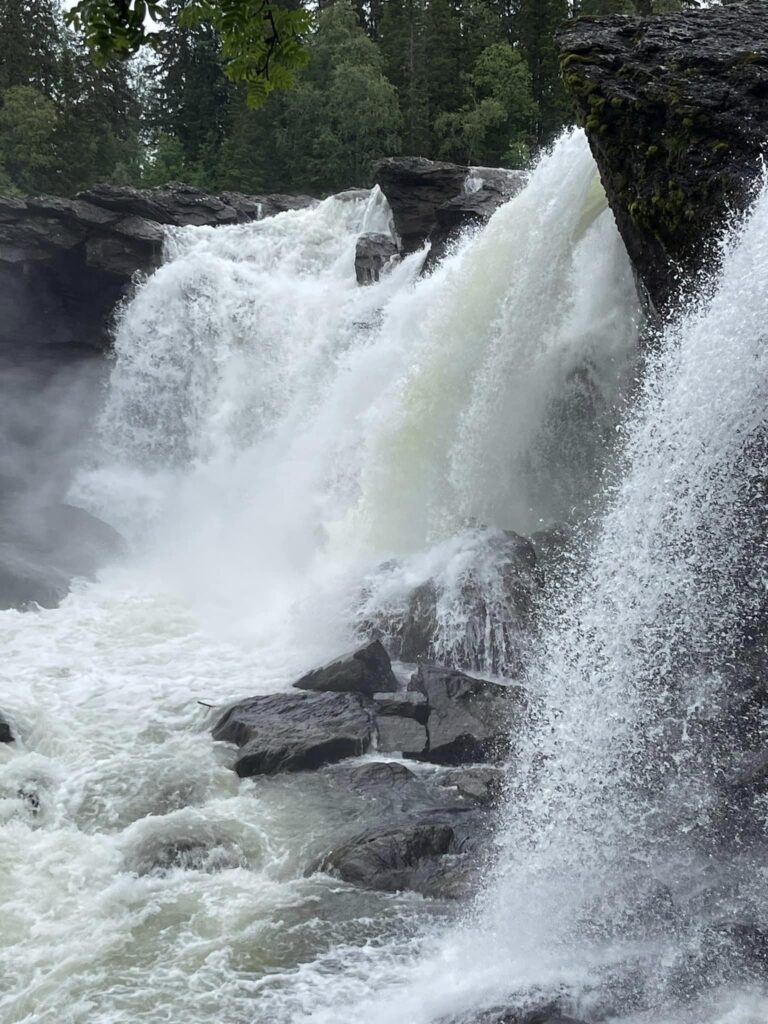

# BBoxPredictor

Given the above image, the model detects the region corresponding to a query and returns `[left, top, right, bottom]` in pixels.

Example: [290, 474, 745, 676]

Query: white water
[3, 126, 765, 1024]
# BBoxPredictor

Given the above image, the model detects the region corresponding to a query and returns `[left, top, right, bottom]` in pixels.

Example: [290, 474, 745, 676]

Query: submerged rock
[557, 1, 768, 311]
[318, 817, 482, 899]
[466, 1010, 590, 1024]
[411, 664, 529, 766]
[293, 639, 398, 697]
[0, 713, 13, 743]
[213, 691, 376, 777]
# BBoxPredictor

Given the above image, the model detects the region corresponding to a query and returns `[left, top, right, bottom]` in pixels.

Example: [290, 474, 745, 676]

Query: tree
[379, 0, 430, 153]
[514, 0, 571, 145]
[436, 41, 537, 165]
[66, 0, 313, 107]
[272, 1, 401, 191]
[143, 0, 233, 181]
[0, 0, 60, 95]
[0, 86, 58, 193]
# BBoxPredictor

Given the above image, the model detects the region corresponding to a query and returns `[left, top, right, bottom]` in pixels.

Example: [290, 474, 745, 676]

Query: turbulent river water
[1, 129, 767, 1024]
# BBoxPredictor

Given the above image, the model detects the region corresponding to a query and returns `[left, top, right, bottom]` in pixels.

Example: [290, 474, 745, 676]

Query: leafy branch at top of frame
[65, 0, 314, 106]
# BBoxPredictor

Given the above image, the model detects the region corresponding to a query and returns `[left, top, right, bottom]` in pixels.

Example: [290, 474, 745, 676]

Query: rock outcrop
[354, 232, 399, 284]
[0, 183, 316, 350]
[293, 639, 397, 697]
[410, 665, 529, 765]
[360, 528, 541, 673]
[0, 501, 125, 610]
[557, 0, 768, 311]
[0, 713, 13, 743]
[374, 157, 525, 268]
[212, 691, 376, 777]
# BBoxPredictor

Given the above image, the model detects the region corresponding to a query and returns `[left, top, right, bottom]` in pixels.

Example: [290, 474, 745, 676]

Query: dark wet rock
[466, 1009, 590, 1024]
[374, 692, 429, 756]
[127, 833, 245, 877]
[557, 1, 768, 311]
[318, 817, 482, 898]
[0, 713, 13, 743]
[374, 157, 523, 266]
[424, 168, 527, 271]
[0, 544, 71, 610]
[361, 528, 541, 673]
[355, 232, 399, 284]
[331, 760, 418, 792]
[0, 183, 317, 350]
[293, 639, 397, 697]
[0, 502, 125, 611]
[373, 157, 469, 254]
[725, 747, 768, 796]
[438, 765, 504, 806]
[213, 691, 376, 777]
[411, 664, 529, 766]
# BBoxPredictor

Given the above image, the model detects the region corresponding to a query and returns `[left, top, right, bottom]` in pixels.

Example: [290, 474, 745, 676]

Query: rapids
[1, 129, 766, 1024]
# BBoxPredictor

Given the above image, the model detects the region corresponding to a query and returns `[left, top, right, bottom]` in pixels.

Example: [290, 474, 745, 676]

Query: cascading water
[6, 123, 764, 1024]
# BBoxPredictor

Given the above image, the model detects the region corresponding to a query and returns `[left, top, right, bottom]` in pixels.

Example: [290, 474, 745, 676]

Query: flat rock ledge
[0, 183, 316, 350]
[372, 158, 526, 273]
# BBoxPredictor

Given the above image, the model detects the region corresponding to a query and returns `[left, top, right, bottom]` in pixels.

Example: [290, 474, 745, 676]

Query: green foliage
[231, 1, 401, 193]
[65, 0, 313, 108]
[0, 86, 58, 194]
[436, 42, 537, 165]
[2, 0, 717, 199]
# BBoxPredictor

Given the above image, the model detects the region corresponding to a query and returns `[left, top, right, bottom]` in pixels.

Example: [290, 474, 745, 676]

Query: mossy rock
[557, 1, 768, 311]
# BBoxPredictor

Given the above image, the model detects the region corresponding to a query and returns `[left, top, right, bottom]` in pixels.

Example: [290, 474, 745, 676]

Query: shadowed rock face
[557, 0, 768, 312]
[0, 184, 316, 350]
[374, 157, 526, 268]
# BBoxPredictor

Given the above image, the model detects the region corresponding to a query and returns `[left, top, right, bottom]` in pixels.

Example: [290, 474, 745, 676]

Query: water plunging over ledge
[1, 130, 766, 1024]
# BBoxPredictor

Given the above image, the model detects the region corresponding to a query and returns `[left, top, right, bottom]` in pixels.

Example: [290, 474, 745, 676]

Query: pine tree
[379, 0, 430, 154]
[0, 0, 60, 95]
[513, 0, 570, 145]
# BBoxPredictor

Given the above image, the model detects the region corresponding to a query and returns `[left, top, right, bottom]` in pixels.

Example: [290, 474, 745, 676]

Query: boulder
[355, 232, 399, 284]
[373, 157, 469, 253]
[374, 693, 429, 756]
[425, 168, 527, 270]
[557, 1, 768, 311]
[411, 665, 529, 766]
[438, 765, 504, 806]
[0, 183, 317, 350]
[0, 713, 13, 743]
[317, 819, 479, 898]
[293, 639, 398, 697]
[0, 501, 125, 611]
[0, 543, 71, 610]
[373, 157, 524, 265]
[361, 528, 540, 672]
[212, 691, 376, 777]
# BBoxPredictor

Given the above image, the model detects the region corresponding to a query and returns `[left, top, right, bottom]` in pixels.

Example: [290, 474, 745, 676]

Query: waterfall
[5, 126, 765, 1024]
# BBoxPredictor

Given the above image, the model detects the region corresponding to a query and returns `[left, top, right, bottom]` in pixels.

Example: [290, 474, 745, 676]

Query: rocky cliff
[0, 184, 315, 351]
[557, 0, 768, 312]
[374, 157, 526, 271]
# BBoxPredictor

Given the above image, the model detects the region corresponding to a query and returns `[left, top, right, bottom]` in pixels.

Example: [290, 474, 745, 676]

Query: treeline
[0, 0, 703, 198]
